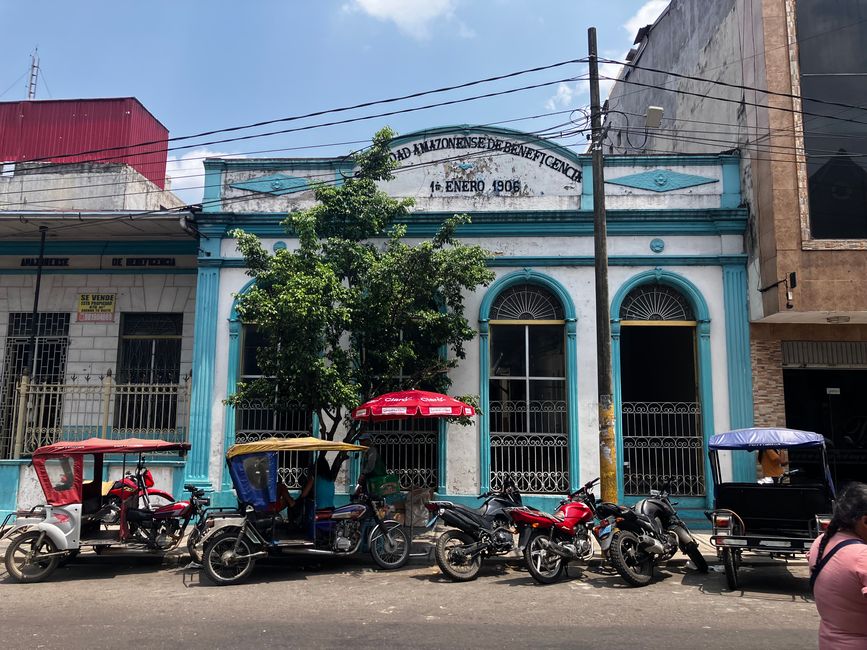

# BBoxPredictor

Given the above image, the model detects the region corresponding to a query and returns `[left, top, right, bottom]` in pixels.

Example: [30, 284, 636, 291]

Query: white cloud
[624, 0, 669, 40]
[545, 82, 577, 111]
[347, 0, 459, 40]
[166, 148, 243, 206]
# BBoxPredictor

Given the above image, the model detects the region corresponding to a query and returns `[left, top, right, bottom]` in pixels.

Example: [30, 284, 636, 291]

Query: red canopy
[32, 437, 190, 457]
[351, 390, 476, 421]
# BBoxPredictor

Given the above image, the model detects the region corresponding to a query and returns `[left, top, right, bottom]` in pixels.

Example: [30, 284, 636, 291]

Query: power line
[601, 74, 867, 129]
[8, 59, 585, 166]
[0, 107, 589, 208]
[4, 123, 592, 237]
[601, 57, 867, 118]
[0, 108, 586, 201]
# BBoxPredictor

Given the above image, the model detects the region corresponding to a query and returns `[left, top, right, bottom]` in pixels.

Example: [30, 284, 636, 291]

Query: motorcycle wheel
[202, 529, 257, 586]
[4, 530, 60, 583]
[369, 522, 410, 570]
[435, 530, 482, 582]
[683, 541, 709, 573]
[722, 547, 740, 591]
[187, 527, 204, 564]
[609, 530, 654, 587]
[523, 533, 564, 584]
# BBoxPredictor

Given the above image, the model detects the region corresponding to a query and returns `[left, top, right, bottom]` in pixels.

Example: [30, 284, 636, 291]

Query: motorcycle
[508, 477, 605, 584]
[605, 478, 708, 586]
[90, 459, 177, 528]
[424, 477, 524, 582]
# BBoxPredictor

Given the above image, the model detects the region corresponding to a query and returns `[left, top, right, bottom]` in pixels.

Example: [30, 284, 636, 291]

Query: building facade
[604, 0, 867, 487]
[0, 99, 194, 517]
[191, 125, 751, 518]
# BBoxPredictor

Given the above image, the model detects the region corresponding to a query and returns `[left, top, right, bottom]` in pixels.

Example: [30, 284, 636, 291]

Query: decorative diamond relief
[606, 169, 718, 193]
[230, 174, 310, 196]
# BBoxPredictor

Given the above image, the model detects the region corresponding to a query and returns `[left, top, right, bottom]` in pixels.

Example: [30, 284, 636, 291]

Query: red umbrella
[351, 389, 476, 421]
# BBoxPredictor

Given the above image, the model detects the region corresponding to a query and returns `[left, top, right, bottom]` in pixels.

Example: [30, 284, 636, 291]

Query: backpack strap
[810, 538, 866, 591]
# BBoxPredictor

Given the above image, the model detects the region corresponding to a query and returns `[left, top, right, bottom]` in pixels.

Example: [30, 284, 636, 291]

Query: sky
[0, 1, 669, 204]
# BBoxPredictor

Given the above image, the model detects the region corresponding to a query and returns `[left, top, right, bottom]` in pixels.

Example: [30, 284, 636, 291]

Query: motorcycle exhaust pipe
[538, 536, 577, 559]
[638, 535, 665, 556]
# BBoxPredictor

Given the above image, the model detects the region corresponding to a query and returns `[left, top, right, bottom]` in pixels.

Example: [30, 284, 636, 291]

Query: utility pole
[27, 48, 39, 100]
[588, 27, 617, 503]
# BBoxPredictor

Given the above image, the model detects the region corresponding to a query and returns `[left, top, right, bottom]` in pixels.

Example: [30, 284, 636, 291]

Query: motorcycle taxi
[198, 436, 410, 585]
[0, 437, 209, 583]
[707, 427, 835, 590]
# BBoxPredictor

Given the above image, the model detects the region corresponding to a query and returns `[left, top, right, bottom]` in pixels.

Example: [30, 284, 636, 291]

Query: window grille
[619, 284, 694, 321]
[0, 313, 69, 458]
[367, 417, 439, 489]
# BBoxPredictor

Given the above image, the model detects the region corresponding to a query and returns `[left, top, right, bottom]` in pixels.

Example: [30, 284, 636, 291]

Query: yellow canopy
[226, 436, 367, 459]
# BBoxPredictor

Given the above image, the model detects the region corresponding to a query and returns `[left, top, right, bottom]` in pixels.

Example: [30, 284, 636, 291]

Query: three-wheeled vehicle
[707, 427, 835, 590]
[198, 436, 410, 585]
[0, 437, 209, 583]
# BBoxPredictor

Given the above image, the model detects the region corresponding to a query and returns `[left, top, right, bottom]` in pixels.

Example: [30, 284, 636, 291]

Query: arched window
[619, 284, 694, 321]
[488, 283, 568, 494]
[234, 323, 312, 488]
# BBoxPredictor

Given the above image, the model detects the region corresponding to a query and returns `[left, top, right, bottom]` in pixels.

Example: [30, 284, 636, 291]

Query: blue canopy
[708, 427, 826, 451]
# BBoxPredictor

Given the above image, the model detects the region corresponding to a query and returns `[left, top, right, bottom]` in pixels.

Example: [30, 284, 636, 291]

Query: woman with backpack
[808, 482, 867, 649]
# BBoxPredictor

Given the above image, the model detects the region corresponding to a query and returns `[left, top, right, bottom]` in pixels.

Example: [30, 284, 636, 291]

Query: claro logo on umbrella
[351, 389, 476, 421]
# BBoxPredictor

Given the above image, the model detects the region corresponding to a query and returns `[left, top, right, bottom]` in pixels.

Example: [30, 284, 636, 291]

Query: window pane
[241, 326, 267, 378]
[490, 325, 526, 377]
[528, 325, 564, 377]
[797, 0, 867, 238]
[489, 379, 527, 434]
[528, 380, 567, 434]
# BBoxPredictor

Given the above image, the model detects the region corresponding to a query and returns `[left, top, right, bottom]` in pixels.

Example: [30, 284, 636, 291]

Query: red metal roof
[0, 98, 170, 188]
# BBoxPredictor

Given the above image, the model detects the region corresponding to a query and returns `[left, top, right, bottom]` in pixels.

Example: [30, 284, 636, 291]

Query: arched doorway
[617, 282, 705, 498]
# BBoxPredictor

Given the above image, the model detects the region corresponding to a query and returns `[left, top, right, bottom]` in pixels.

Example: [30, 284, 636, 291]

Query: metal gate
[621, 401, 704, 496]
[367, 417, 439, 490]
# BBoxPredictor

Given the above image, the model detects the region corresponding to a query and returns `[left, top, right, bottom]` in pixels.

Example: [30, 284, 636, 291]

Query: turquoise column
[185, 240, 221, 489]
[220, 319, 241, 492]
[478, 319, 491, 494]
[697, 320, 716, 509]
[723, 264, 755, 482]
[566, 318, 580, 491]
[611, 321, 624, 501]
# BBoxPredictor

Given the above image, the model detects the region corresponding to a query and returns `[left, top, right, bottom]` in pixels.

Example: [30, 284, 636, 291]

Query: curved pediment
[382, 126, 583, 209]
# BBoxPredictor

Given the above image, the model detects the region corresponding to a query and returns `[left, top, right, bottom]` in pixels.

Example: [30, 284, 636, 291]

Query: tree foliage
[229, 127, 494, 451]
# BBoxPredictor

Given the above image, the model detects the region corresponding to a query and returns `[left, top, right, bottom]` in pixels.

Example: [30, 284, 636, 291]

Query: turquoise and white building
[187, 125, 754, 520]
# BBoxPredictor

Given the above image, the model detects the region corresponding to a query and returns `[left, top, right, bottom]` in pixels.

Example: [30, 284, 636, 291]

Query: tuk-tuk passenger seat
[714, 482, 833, 536]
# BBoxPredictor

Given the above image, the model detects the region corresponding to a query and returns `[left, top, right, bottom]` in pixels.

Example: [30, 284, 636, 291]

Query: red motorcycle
[91, 459, 177, 529]
[508, 477, 606, 584]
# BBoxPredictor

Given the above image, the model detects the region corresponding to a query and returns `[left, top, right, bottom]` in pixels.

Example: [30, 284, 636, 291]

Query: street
[0, 539, 820, 650]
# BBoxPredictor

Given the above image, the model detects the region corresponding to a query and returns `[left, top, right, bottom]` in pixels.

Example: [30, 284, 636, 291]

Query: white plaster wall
[0, 273, 196, 378]
[212, 237, 736, 495]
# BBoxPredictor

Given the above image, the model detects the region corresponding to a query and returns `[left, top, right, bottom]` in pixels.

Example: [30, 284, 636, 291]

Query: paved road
[0, 539, 819, 649]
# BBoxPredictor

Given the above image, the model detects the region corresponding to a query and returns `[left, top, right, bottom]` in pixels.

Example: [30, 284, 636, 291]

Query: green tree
[229, 127, 494, 469]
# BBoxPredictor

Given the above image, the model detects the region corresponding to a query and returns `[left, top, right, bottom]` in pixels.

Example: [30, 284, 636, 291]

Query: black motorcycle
[604, 479, 708, 586]
[424, 478, 524, 581]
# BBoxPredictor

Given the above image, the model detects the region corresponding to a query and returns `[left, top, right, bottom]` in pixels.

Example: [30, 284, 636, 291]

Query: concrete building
[0, 99, 195, 517]
[603, 0, 867, 487]
[191, 125, 751, 520]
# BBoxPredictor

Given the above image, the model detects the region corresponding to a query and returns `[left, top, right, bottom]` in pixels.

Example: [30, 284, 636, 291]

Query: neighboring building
[192, 125, 750, 520]
[0, 99, 194, 517]
[604, 0, 867, 486]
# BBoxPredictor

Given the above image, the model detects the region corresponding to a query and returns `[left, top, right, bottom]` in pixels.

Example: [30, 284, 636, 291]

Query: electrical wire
[8, 59, 586, 166]
[0, 108, 586, 201]
[0, 107, 591, 210]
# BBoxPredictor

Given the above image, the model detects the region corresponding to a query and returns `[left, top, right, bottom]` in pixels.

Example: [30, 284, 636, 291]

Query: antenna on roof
[27, 48, 39, 100]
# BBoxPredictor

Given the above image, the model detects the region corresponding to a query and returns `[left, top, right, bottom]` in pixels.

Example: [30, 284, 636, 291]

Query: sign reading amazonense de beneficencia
[384, 132, 583, 202]
[77, 293, 116, 322]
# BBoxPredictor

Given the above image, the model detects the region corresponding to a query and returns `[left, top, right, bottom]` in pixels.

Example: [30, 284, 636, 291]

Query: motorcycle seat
[125, 508, 153, 523]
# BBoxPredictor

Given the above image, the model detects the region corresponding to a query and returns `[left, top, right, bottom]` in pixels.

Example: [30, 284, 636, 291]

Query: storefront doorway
[617, 284, 704, 498]
[784, 368, 867, 487]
